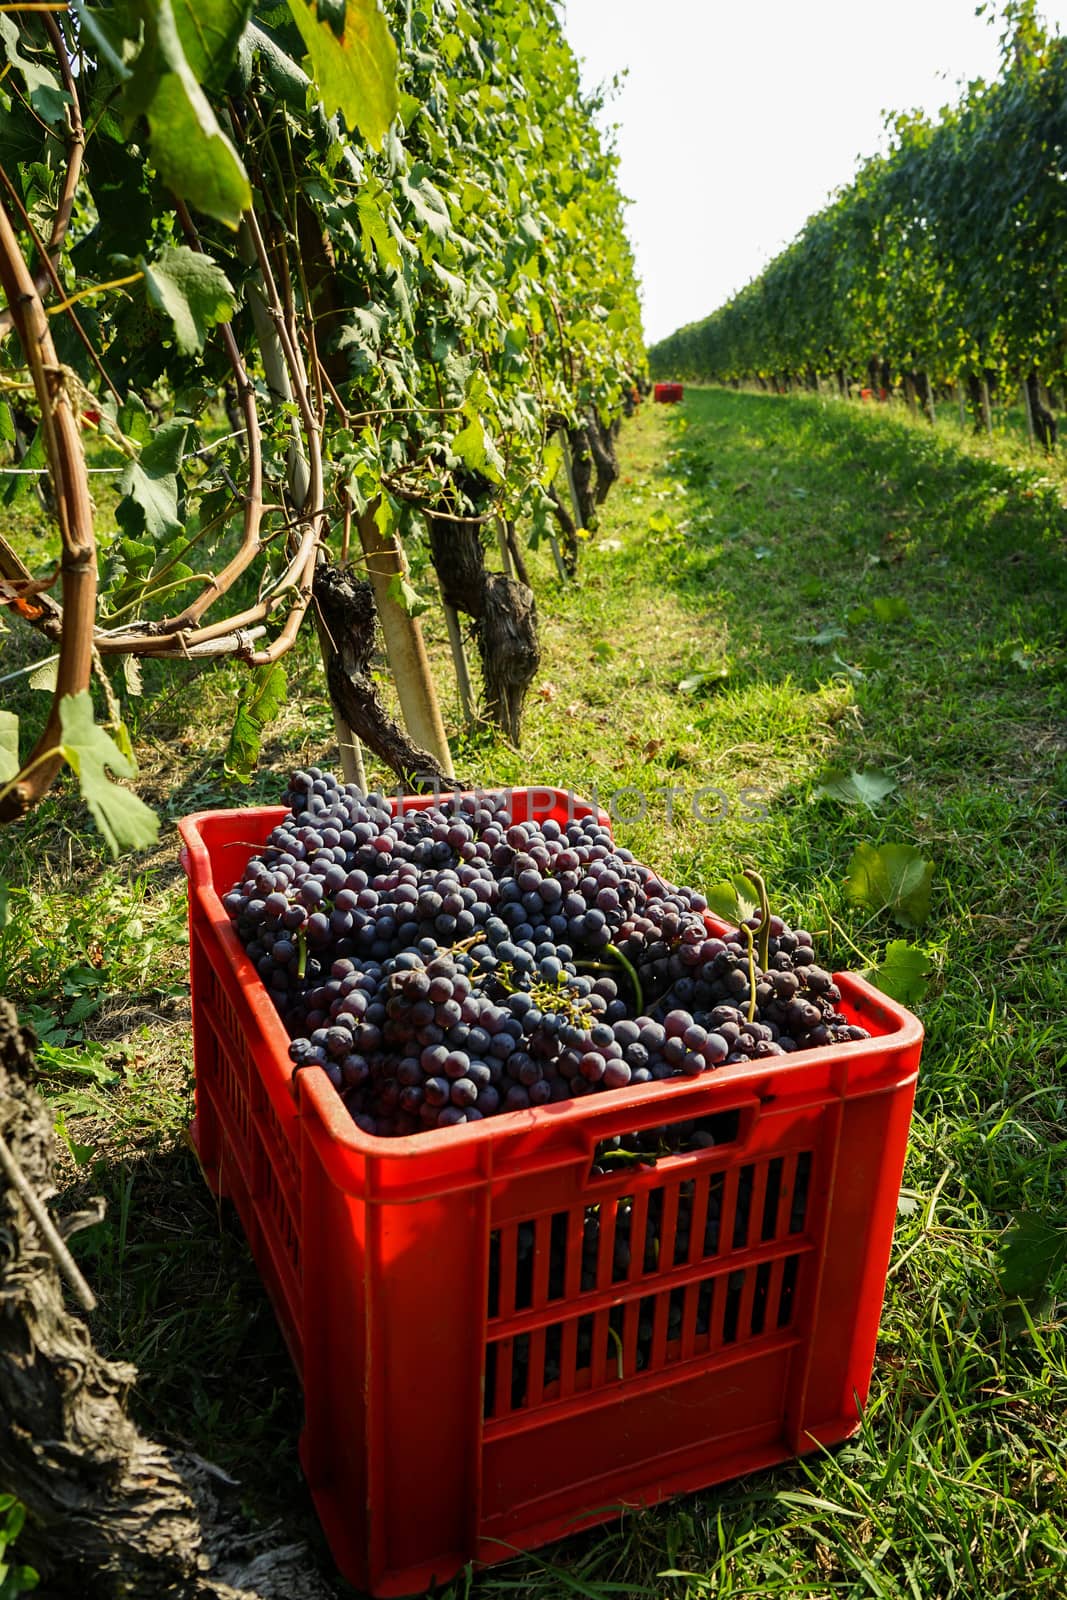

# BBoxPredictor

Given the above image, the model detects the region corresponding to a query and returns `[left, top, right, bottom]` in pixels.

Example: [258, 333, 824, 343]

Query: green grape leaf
[245, 20, 310, 108]
[224, 663, 286, 782]
[862, 939, 933, 1005]
[285, 0, 399, 149]
[146, 73, 251, 227]
[123, 0, 251, 227]
[70, 4, 131, 78]
[141, 245, 236, 354]
[814, 769, 898, 809]
[400, 171, 451, 240]
[117, 392, 155, 450]
[540, 435, 563, 488]
[450, 414, 503, 482]
[27, 657, 59, 693]
[1, 424, 46, 509]
[356, 191, 401, 272]
[705, 874, 760, 926]
[0, 711, 19, 783]
[0, 16, 69, 124]
[385, 572, 430, 618]
[845, 842, 933, 928]
[997, 1213, 1067, 1303]
[58, 692, 160, 856]
[171, 0, 253, 89]
[117, 420, 189, 540]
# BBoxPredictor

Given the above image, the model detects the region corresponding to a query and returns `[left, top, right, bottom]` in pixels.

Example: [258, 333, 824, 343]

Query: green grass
[2, 387, 1066, 1596]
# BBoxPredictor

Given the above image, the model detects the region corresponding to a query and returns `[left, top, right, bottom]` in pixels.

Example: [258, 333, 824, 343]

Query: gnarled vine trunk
[313, 561, 458, 787]
[426, 512, 540, 744]
[0, 1001, 331, 1600]
[967, 371, 993, 435]
[585, 410, 620, 504]
[1025, 370, 1057, 451]
[567, 423, 597, 532]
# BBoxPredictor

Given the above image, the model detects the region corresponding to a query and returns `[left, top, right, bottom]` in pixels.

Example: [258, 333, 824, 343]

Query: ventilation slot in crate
[484, 1251, 808, 1420]
[484, 1147, 814, 1421]
[203, 980, 253, 1152]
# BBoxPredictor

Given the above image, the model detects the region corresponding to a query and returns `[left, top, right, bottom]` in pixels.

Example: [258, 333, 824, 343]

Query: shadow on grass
[65, 1136, 318, 1528]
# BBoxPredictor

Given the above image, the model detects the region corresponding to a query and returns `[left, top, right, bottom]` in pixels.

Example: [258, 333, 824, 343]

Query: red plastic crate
[654, 382, 684, 403]
[178, 789, 923, 1597]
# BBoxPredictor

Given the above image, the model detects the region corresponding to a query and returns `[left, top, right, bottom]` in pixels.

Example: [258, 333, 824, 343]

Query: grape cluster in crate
[221, 771, 869, 1137]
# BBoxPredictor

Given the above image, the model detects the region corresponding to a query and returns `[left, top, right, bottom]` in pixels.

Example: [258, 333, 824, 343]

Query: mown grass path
[3, 387, 1065, 1597]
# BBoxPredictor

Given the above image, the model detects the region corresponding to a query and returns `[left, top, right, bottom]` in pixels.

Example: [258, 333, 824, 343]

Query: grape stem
[296, 929, 308, 980]
[816, 893, 874, 969]
[604, 942, 644, 1014]
[741, 924, 758, 1023]
[743, 863, 771, 971]
[606, 1323, 625, 1381]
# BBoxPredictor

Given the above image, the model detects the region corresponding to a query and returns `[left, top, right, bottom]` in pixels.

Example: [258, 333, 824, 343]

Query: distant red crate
[179, 790, 922, 1597]
[654, 382, 684, 403]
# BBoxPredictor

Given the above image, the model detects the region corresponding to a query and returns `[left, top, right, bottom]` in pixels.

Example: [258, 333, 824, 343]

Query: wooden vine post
[441, 600, 477, 728]
[356, 506, 455, 779]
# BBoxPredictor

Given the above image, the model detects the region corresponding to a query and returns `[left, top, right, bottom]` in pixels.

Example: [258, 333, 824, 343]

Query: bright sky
[560, 1, 1067, 347]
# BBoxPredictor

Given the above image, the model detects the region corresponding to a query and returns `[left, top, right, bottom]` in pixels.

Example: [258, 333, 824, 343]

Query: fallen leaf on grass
[677, 666, 730, 696]
[831, 652, 865, 682]
[795, 624, 848, 646]
[537, 682, 558, 701]
[814, 769, 898, 809]
[861, 939, 934, 1004]
[846, 842, 933, 928]
[997, 1213, 1067, 1306]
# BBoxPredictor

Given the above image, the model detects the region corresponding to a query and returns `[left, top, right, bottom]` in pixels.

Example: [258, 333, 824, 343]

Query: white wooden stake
[356, 508, 455, 779]
[442, 601, 476, 727]
[559, 430, 582, 529]
[547, 529, 568, 582]
[496, 518, 515, 579]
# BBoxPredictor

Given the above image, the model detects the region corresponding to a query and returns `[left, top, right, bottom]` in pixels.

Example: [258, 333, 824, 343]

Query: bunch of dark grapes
[221, 768, 869, 1137]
